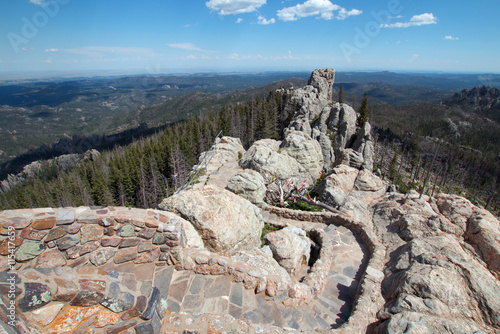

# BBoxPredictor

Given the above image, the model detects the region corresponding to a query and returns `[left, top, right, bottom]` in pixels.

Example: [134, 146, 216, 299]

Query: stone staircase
[157, 212, 368, 333]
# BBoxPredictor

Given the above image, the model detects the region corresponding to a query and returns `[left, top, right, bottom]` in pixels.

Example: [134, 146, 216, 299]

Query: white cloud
[443, 35, 459, 40]
[29, 0, 49, 6]
[229, 53, 240, 59]
[410, 54, 419, 62]
[258, 15, 275, 25]
[381, 13, 437, 28]
[277, 0, 361, 21]
[336, 8, 362, 20]
[187, 55, 197, 60]
[236, 18, 243, 23]
[43, 57, 53, 63]
[183, 24, 191, 28]
[44, 48, 59, 52]
[206, 0, 266, 15]
[168, 43, 204, 51]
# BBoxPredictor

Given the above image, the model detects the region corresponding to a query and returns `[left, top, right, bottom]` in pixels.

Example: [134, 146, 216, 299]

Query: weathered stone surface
[54, 278, 78, 302]
[101, 237, 122, 247]
[46, 304, 101, 333]
[121, 295, 146, 320]
[134, 247, 161, 264]
[119, 237, 141, 248]
[114, 247, 138, 264]
[67, 240, 99, 258]
[232, 248, 292, 293]
[239, 139, 310, 185]
[227, 169, 267, 207]
[116, 224, 135, 237]
[98, 217, 115, 227]
[31, 216, 56, 230]
[138, 227, 156, 239]
[20, 227, 47, 241]
[80, 224, 104, 244]
[66, 222, 82, 234]
[264, 226, 311, 275]
[106, 319, 138, 334]
[281, 130, 324, 181]
[319, 165, 359, 207]
[35, 249, 67, 268]
[45, 227, 67, 242]
[100, 282, 135, 313]
[198, 136, 245, 174]
[25, 302, 64, 327]
[372, 192, 500, 333]
[159, 185, 264, 255]
[71, 279, 106, 307]
[18, 282, 52, 312]
[466, 209, 500, 278]
[141, 287, 160, 320]
[56, 210, 75, 225]
[307, 68, 335, 101]
[3, 217, 31, 229]
[15, 241, 46, 262]
[56, 234, 80, 251]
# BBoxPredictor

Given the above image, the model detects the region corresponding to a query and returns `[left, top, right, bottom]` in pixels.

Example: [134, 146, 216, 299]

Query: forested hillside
[2, 82, 500, 214]
[0, 91, 294, 209]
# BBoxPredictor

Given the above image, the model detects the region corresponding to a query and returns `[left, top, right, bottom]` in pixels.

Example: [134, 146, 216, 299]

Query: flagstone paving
[0, 206, 368, 333]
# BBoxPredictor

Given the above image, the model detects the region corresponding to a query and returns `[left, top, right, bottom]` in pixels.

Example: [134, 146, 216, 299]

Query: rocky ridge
[448, 85, 500, 111]
[0, 68, 499, 333]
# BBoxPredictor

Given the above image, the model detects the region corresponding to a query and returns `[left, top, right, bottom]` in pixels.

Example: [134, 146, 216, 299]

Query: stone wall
[264, 204, 386, 333]
[0, 206, 301, 333]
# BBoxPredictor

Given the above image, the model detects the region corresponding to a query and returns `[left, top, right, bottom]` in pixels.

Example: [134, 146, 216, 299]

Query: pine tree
[338, 84, 344, 104]
[358, 91, 369, 127]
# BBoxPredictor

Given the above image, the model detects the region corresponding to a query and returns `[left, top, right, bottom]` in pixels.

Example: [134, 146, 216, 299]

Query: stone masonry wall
[264, 204, 386, 333]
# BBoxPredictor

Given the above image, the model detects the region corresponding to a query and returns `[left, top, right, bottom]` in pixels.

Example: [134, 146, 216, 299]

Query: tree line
[0, 91, 294, 210]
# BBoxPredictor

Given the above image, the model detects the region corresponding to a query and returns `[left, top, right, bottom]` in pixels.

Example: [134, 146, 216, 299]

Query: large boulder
[231, 248, 292, 293]
[466, 209, 500, 278]
[281, 130, 324, 181]
[198, 136, 245, 174]
[239, 139, 311, 185]
[226, 169, 267, 207]
[264, 226, 311, 275]
[158, 185, 263, 256]
[319, 165, 359, 208]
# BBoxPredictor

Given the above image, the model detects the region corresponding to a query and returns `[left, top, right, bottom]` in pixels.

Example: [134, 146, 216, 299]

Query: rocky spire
[307, 68, 335, 101]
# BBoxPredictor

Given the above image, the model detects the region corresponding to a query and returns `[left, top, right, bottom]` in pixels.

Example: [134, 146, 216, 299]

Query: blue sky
[1, 0, 499, 76]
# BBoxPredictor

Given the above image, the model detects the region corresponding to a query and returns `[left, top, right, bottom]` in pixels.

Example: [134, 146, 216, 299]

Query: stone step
[311, 295, 343, 326]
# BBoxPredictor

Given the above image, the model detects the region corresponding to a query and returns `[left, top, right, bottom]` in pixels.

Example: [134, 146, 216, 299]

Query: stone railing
[0, 206, 297, 333]
[264, 205, 386, 333]
[1, 207, 186, 272]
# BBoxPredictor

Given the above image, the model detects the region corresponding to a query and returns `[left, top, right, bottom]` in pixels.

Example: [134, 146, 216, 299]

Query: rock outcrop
[159, 185, 264, 255]
[263, 226, 311, 275]
[226, 169, 267, 207]
[371, 191, 500, 333]
[283, 70, 374, 172]
[447, 85, 500, 111]
[239, 139, 310, 185]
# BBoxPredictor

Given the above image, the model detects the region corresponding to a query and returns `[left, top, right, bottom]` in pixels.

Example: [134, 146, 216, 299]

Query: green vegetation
[261, 224, 282, 246]
[0, 90, 294, 210]
[287, 201, 324, 212]
[358, 91, 369, 127]
[338, 84, 344, 104]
